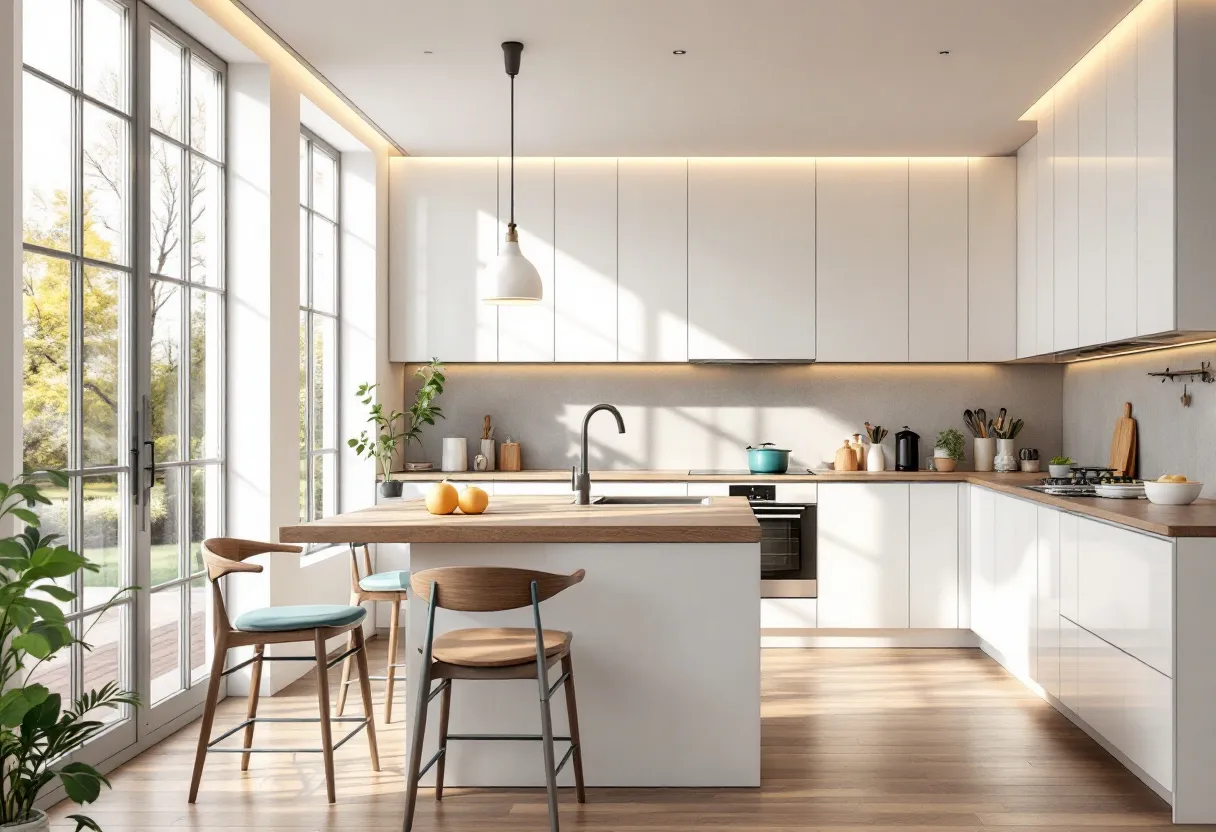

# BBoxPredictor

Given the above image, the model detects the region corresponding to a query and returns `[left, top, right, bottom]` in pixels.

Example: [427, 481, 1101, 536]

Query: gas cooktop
[688, 469, 814, 477]
[1022, 467, 1140, 497]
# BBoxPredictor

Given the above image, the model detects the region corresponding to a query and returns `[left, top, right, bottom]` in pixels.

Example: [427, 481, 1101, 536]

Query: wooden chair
[335, 544, 409, 723]
[189, 538, 380, 804]
[403, 566, 587, 832]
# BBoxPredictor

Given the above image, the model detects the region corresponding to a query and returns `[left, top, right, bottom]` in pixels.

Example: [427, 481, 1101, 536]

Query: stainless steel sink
[587, 496, 712, 506]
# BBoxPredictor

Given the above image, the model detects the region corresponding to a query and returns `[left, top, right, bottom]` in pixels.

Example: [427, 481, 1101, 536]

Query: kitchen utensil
[500, 438, 522, 472]
[482, 415, 493, 440]
[1108, 402, 1137, 477]
[1143, 480, 1202, 505]
[974, 437, 997, 472]
[746, 443, 791, 475]
[864, 422, 888, 444]
[963, 410, 979, 438]
[834, 440, 860, 472]
[441, 437, 469, 472]
[976, 409, 987, 437]
[895, 427, 919, 472]
[996, 408, 1007, 433]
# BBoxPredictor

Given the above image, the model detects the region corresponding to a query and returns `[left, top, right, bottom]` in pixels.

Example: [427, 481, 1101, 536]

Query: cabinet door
[957, 484, 971, 629]
[1017, 139, 1038, 358]
[1106, 19, 1138, 342]
[970, 486, 996, 644]
[816, 159, 909, 362]
[1077, 518, 1174, 676]
[993, 494, 1038, 678]
[1059, 616, 1080, 710]
[1078, 42, 1108, 349]
[817, 484, 910, 628]
[498, 158, 555, 362]
[1036, 96, 1056, 356]
[908, 160, 967, 362]
[1060, 512, 1079, 621]
[389, 158, 499, 362]
[688, 160, 815, 360]
[618, 159, 687, 362]
[968, 157, 1018, 362]
[554, 159, 617, 363]
[1136, 0, 1176, 336]
[1053, 76, 1080, 352]
[591, 481, 688, 497]
[909, 484, 959, 628]
[1036, 506, 1061, 698]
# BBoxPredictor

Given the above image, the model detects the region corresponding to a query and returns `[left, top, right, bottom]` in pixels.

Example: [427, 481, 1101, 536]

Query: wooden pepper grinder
[500, 436, 522, 472]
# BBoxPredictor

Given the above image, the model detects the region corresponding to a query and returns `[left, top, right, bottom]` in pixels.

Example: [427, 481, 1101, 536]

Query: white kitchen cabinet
[1035, 95, 1056, 356]
[957, 484, 971, 629]
[1036, 506, 1061, 698]
[590, 481, 688, 497]
[968, 157, 1018, 362]
[1059, 616, 1080, 710]
[1016, 139, 1038, 358]
[617, 159, 688, 362]
[909, 484, 958, 628]
[1059, 511, 1079, 622]
[1077, 518, 1173, 676]
[554, 159, 617, 363]
[816, 159, 909, 362]
[1053, 76, 1080, 353]
[687, 160, 815, 361]
[908, 160, 968, 362]
[761, 598, 817, 629]
[389, 158, 500, 363]
[817, 483, 909, 628]
[1078, 41, 1108, 349]
[774, 484, 818, 504]
[992, 493, 1038, 679]
[1136, 0, 1176, 336]
[491, 481, 573, 496]
[970, 486, 996, 644]
[1106, 19, 1138, 342]
[686, 482, 730, 497]
[498, 158, 555, 362]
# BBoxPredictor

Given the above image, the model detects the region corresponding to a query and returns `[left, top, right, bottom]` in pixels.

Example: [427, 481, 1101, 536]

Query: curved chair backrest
[410, 566, 585, 612]
[202, 538, 303, 582]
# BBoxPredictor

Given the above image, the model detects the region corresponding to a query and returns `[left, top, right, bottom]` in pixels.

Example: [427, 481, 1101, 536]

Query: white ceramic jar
[973, 437, 997, 472]
[866, 443, 886, 472]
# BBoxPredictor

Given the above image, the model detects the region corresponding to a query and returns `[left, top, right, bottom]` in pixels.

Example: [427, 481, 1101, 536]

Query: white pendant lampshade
[483, 41, 542, 305]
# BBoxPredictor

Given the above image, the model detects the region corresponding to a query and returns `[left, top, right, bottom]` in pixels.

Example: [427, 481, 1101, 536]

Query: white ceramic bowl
[1048, 464, 1074, 478]
[1142, 480, 1203, 506]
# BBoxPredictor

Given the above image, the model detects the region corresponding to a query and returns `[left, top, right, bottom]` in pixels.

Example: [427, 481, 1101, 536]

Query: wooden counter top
[279, 496, 761, 545]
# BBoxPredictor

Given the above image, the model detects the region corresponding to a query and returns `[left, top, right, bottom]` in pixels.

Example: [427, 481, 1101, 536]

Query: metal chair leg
[314, 630, 337, 803]
[353, 627, 381, 771]
[537, 663, 561, 832]
[561, 653, 586, 803]
[240, 645, 264, 772]
[402, 663, 432, 831]
[434, 679, 452, 800]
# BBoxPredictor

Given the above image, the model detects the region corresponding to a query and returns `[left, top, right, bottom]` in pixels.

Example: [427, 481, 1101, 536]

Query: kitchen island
[280, 496, 762, 788]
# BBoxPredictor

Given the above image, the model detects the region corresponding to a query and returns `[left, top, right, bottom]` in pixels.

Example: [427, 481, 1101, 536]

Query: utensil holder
[994, 438, 1018, 473]
[973, 438, 996, 472]
[866, 443, 885, 472]
[441, 438, 468, 472]
[479, 439, 496, 471]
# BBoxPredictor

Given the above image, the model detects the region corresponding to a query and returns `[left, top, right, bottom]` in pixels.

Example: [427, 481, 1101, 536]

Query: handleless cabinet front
[817, 484, 910, 628]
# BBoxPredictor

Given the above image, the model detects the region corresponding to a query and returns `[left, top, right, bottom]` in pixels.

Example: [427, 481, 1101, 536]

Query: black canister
[895, 426, 920, 472]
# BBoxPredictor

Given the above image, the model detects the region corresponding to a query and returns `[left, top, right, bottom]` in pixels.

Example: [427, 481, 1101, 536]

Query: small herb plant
[1050, 455, 1075, 465]
[935, 429, 966, 462]
[349, 359, 446, 476]
[0, 471, 138, 831]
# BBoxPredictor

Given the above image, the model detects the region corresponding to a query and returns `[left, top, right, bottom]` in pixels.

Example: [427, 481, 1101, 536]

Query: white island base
[405, 541, 760, 788]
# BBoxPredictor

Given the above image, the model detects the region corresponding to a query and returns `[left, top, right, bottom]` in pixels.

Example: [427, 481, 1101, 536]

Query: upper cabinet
[554, 159, 617, 363]
[498, 158, 556, 362]
[687, 160, 816, 361]
[1078, 40, 1108, 349]
[1016, 138, 1038, 359]
[967, 157, 1018, 362]
[1135, 0, 1175, 336]
[908, 160, 967, 363]
[1106, 15, 1138, 342]
[1053, 75, 1080, 353]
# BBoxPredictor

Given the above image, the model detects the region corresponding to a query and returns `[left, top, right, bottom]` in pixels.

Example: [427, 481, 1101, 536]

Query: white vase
[1, 809, 49, 832]
[994, 438, 1018, 473]
[440, 438, 468, 472]
[866, 443, 885, 472]
[973, 437, 997, 472]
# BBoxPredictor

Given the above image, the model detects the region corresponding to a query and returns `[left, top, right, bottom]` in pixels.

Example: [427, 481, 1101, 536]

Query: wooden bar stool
[189, 538, 380, 804]
[335, 543, 409, 722]
[403, 566, 587, 832]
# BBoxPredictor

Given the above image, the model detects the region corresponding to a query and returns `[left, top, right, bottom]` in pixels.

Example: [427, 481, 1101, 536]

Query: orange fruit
[458, 486, 490, 515]
[425, 481, 459, 515]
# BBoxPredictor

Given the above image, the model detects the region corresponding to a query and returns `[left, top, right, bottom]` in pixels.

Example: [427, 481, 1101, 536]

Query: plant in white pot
[933, 429, 965, 473]
[0, 472, 138, 831]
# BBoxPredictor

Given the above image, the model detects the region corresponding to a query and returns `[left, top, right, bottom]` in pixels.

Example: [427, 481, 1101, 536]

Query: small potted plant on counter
[933, 428, 965, 473]
[1049, 456, 1076, 478]
[0, 472, 139, 832]
[350, 359, 446, 498]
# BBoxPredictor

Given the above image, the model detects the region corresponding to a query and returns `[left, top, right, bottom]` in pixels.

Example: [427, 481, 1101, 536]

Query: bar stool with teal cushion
[335, 545, 410, 723]
[189, 538, 379, 805]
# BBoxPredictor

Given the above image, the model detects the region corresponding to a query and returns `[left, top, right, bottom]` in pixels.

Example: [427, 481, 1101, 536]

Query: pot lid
[747, 443, 790, 452]
[895, 426, 919, 439]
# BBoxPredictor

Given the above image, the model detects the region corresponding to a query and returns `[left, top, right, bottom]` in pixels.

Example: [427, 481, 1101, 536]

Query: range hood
[1052, 331, 1216, 363]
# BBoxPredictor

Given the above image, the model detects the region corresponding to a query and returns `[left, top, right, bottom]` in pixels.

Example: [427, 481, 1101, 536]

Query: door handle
[143, 439, 156, 494]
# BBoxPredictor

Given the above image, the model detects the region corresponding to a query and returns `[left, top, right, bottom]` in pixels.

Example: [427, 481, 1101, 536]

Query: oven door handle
[752, 513, 805, 520]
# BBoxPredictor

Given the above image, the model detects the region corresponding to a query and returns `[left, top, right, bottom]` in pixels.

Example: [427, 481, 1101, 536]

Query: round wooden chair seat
[432, 627, 571, 668]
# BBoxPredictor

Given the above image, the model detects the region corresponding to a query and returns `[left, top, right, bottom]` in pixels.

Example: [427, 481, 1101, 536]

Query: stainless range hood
[1052, 331, 1216, 363]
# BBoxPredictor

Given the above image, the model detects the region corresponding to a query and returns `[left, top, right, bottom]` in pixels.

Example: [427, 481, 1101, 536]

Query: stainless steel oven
[729, 484, 817, 598]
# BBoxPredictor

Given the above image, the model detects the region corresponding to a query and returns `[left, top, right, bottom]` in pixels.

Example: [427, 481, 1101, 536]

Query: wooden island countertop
[279, 495, 761, 545]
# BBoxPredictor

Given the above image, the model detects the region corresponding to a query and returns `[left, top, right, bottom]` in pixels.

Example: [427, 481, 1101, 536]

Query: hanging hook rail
[1147, 361, 1214, 384]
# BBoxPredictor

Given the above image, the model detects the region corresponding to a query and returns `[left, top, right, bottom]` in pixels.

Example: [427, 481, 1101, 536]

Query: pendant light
[483, 41, 543, 305]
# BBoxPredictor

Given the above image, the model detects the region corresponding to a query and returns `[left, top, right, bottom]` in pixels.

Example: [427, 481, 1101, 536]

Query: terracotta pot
[934, 458, 957, 473]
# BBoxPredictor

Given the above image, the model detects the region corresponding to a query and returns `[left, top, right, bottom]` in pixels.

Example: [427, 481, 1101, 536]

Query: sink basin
[587, 496, 712, 506]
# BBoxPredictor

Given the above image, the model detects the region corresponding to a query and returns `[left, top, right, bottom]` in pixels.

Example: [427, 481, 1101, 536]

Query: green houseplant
[350, 359, 445, 498]
[0, 472, 138, 831]
[934, 429, 966, 473]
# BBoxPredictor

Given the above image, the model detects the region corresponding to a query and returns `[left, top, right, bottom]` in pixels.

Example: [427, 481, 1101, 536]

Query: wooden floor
[50, 644, 1200, 831]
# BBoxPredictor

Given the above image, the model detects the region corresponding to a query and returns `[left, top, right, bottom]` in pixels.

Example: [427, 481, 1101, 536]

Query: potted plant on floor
[350, 359, 445, 498]
[0, 472, 139, 832]
[933, 429, 966, 473]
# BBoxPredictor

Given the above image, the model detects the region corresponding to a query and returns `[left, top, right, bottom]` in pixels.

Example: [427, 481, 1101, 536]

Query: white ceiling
[239, 0, 1137, 157]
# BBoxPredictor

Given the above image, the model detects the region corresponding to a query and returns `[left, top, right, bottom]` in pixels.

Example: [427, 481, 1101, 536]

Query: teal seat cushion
[359, 570, 411, 592]
[234, 604, 366, 633]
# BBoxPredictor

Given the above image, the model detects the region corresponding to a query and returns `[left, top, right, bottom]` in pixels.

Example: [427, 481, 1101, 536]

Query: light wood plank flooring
[50, 645, 1199, 831]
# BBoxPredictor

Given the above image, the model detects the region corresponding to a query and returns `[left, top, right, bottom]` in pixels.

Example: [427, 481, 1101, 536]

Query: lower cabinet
[1059, 616, 1080, 710]
[991, 492, 1038, 678]
[817, 483, 910, 628]
[969, 485, 996, 643]
[909, 484, 959, 628]
[1036, 506, 1061, 699]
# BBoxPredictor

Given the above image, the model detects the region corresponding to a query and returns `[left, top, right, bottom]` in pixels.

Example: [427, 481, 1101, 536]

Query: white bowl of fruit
[1142, 474, 1204, 506]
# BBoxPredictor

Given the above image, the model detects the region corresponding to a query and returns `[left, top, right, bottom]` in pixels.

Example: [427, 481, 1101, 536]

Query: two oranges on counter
[425, 481, 490, 516]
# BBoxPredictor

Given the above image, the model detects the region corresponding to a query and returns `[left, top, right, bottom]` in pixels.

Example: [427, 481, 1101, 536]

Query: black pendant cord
[509, 73, 516, 230]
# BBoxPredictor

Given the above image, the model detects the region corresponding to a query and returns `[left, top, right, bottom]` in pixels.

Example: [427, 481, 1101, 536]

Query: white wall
[1, 0, 19, 499]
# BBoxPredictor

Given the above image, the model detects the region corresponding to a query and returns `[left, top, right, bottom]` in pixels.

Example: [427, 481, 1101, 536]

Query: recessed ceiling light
[939, 50, 951, 55]
[672, 49, 687, 55]
[423, 50, 433, 55]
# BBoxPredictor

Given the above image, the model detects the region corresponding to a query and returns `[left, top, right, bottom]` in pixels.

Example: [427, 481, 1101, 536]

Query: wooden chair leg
[334, 592, 360, 716]
[434, 680, 452, 800]
[353, 626, 380, 771]
[240, 644, 264, 772]
[314, 630, 337, 804]
[188, 632, 229, 803]
[402, 659, 432, 832]
[561, 652, 586, 804]
[384, 598, 402, 723]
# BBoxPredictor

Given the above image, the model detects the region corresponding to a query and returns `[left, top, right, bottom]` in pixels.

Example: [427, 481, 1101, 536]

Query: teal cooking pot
[746, 443, 790, 475]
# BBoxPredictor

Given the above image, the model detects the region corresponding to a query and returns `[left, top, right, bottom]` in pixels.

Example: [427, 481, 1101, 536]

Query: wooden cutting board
[1108, 402, 1137, 477]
